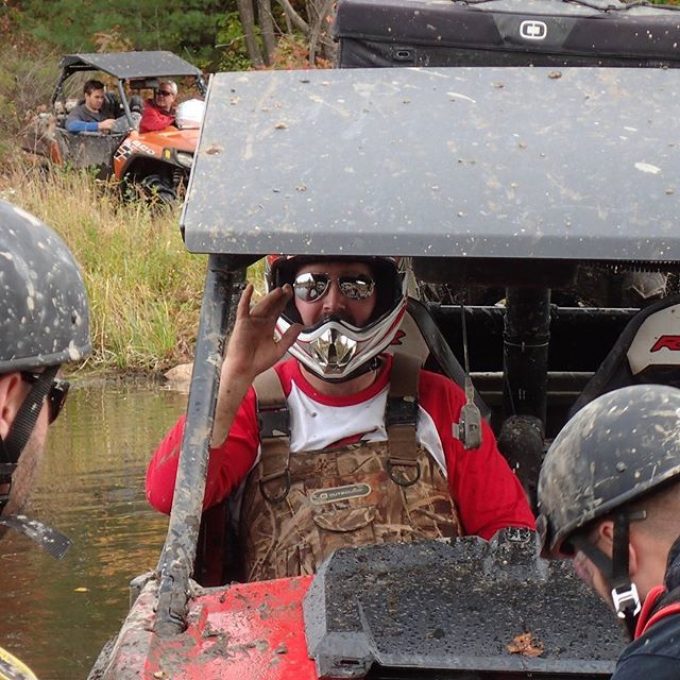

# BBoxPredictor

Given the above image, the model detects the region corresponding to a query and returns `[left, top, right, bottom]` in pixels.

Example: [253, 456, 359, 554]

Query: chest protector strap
[385, 354, 421, 486]
[253, 367, 291, 503]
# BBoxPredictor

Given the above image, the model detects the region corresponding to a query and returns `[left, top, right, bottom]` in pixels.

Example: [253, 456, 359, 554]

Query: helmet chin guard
[280, 306, 405, 381]
[309, 326, 358, 374]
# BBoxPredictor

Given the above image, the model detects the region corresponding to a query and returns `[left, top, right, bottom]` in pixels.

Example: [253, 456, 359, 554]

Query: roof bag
[334, 0, 680, 68]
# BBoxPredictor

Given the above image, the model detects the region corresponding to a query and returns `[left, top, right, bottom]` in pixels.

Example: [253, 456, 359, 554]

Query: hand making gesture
[211, 284, 302, 446]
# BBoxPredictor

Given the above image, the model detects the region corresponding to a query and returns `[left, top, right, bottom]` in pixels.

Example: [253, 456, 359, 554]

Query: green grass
[0, 166, 208, 375]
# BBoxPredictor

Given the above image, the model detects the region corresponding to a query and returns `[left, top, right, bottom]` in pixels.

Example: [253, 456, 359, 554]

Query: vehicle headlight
[176, 152, 194, 169]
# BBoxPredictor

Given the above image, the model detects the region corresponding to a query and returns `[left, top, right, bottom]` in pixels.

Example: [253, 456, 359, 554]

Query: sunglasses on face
[157, 90, 174, 97]
[20, 372, 70, 424]
[292, 272, 375, 303]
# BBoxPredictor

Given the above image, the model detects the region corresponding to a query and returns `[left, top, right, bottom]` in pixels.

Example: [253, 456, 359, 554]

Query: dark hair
[83, 79, 105, 95]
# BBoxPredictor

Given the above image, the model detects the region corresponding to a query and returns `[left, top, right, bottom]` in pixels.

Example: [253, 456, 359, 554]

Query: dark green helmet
[0, 201, 91, 372]
[538, 384, 680, 558]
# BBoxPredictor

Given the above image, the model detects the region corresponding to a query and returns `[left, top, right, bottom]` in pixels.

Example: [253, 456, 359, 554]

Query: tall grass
[1, 166, 207, 375]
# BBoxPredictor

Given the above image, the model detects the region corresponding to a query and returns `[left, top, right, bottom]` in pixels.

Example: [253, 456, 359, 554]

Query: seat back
[393, 298, 490, 418]
[570, 294, 680, 416]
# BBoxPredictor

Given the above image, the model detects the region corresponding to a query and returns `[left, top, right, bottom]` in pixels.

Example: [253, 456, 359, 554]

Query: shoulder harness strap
[253, 368, 290, 503]
[385, 354, 421, 487]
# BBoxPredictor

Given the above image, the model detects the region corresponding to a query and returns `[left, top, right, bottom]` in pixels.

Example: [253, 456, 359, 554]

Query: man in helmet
[537, 384, 680, 679]
[0, 200, 91, 678]
[147, 255, 534, 581]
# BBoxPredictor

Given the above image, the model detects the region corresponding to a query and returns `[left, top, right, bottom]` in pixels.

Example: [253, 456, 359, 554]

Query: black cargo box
[334, 0, 680, 68]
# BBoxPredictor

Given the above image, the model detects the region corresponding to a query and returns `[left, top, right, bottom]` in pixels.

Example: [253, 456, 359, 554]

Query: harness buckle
[259, 469, 291, 504]
[386, 458, 421, 487]
[612, 583, 642, 618]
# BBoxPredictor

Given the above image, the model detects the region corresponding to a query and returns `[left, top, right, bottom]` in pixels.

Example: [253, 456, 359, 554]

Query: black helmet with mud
[537, 384, 680, 634]
[0, 201, 90, 372]
[0, 200, 91, 514]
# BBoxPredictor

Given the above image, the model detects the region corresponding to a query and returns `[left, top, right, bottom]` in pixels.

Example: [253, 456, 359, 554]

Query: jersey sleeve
[146, 387, 260, 514]
[419, 371, 536, 539]
[65, 118, 99, 133]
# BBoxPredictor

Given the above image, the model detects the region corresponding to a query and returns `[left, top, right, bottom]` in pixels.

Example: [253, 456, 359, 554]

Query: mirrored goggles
[293, 272, 375, 303]
[21, 372, 70, 424]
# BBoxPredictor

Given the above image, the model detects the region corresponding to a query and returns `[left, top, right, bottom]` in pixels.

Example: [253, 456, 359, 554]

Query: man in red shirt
[147, 256, 535, 582]
[139, 80, 178, 133]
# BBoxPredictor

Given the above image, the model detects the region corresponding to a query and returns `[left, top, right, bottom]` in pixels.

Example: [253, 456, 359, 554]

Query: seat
[570, 293, 680, 416]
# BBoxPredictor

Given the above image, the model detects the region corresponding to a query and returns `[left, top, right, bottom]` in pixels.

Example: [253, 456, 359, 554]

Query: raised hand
[211, 284, 301, 446]
[98, 118, 116, 132]
[224, 283, 302, 382]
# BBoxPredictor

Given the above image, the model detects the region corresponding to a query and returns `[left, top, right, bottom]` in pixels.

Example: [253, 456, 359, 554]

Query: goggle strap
[4, 365, 59, 465]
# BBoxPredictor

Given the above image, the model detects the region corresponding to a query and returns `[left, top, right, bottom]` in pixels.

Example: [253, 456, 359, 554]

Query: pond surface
[0, 381, 187, 680]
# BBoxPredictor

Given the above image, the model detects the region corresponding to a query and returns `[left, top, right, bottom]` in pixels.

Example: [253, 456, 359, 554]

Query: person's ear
[595, 519, 615, 556]
[597, 519, 639, 577]
[0, 373, 25, 439]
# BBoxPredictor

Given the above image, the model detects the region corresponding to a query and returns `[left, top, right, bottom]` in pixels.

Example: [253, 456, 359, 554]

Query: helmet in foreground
[537, 384, 680, 559]
[0, 200, 91, 373]
[265, 255, 408, 381]
[0, 200, 91, 520]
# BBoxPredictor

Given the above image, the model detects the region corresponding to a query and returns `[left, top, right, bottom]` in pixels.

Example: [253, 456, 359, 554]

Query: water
[0, 380, 187, 680]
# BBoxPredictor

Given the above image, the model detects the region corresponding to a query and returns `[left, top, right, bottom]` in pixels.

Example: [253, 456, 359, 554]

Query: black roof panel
[60, 51, 202, 80]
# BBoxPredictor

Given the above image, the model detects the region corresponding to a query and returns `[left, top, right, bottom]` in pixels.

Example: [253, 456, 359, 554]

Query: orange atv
[22, 51, 207, 204]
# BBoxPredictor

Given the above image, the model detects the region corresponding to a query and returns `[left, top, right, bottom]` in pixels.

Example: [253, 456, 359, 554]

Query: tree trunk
[275, 0, 309, 34]
[257, 0, 276, 65]
[305, 0, 336, 64]
[237, 0, 265, 67]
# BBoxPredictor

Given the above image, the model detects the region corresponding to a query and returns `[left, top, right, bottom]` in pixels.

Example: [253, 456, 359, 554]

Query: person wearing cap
[139, 80, 178, 133]
[146, 255, 534, 582]
[0, 200, 91, 679]
[537, 384, 680, 679]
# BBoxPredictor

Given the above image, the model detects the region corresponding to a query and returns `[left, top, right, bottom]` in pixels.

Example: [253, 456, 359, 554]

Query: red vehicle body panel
[104, 576, 318, 680]
[112, 127, 200, 179]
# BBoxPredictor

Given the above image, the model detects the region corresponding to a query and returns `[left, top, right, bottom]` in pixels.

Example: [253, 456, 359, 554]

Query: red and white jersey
[146, 356, 535, 539]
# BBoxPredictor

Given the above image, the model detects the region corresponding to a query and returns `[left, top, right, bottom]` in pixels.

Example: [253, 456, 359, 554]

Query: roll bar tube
[153, 254, 246, 636]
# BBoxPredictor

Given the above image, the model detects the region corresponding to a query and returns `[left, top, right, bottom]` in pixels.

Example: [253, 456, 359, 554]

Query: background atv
[21, 51, 207, 204]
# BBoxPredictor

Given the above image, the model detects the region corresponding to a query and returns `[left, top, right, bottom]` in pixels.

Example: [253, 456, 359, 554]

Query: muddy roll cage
[51, 51, 207, 129]
[151, 66, 680, 653]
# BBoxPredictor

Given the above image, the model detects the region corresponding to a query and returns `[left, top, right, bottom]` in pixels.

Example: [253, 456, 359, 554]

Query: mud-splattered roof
[60, 51, 203, 80]
[182, 66, 680, 261]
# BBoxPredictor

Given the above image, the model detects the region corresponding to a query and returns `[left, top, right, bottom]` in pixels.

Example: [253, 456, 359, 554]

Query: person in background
[0, 200, 91, 678]
[139, 80, 178, 133]
[537, 384, 680, 680]
[147, 254, 535, 583]
[65, 79, 141, 135]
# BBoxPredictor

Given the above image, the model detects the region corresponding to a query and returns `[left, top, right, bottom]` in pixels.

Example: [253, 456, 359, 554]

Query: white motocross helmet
[265, 255, 409, 381]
